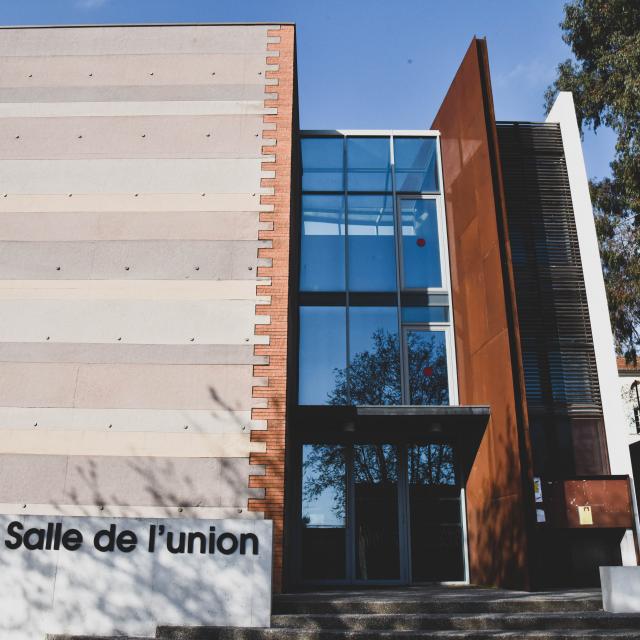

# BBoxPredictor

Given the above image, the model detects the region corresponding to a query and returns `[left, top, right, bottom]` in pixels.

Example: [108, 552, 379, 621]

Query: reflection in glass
[300, 195, 345, 291]
[406, 330, 449, 405]
[299, 307, 347, 405]
[408, 444, 463, 581]
[347, 195, 396, 292]
[408, 444, 456, 486]
[401, 198, 442, 289]
[301, 137, 343, 191]
[394, 137, 439, 192]
[347, 137, 392, 192]
[301, 444, 346, 579]
[401, 306, 449, 323]
[328, 307, 400, 406]
[353, 444, 400, 579]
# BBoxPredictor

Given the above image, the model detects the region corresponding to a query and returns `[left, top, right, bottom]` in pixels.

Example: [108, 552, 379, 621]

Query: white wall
[547, 92, 638, 565]
[0, 516, 272, 639]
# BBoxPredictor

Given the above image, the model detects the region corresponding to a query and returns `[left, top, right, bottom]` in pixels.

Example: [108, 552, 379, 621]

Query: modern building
[0, 22, 636, 638]
[620, 357, 640, 500]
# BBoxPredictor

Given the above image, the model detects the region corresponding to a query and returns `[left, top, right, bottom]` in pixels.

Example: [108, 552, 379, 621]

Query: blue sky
[0, 0, 617, 180]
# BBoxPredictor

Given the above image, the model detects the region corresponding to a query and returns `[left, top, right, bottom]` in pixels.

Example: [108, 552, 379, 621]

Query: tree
[545, 0, 640, 362]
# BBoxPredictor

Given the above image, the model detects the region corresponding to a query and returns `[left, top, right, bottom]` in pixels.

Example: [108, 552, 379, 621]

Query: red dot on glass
[416, 238, 426, 247]
[423, 366, 434, 377]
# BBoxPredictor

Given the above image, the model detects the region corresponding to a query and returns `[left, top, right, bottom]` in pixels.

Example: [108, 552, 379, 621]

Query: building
[0, 22, 636, 638]
[620, 357, 640, 501]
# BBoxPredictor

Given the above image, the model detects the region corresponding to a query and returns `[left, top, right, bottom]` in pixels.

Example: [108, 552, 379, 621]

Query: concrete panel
[0, 454, 262, 508]
[75, 364, 263, 410]
[0, 53, 273, 87]
[0, 454, 68, 504]
[0, 343, 266, 365]
[0, 515, 272, 638]
[0, 280, 267, 301]
[0, 85, 271, 103]
[0, 363, 263, 410]
[0, 504, 263, 518]
[0, 430, 263, 458]
[0, 407, 265, 433]
[0, 25, 273, 56]
[0, 241, 269, 280]
[0, 299, 268, 345]
[0, 158, 268, 194]
[0, 362, 79, 408]
[0, 100, 274, 118]
[0, 115, 269, 160]
[601, 566, 640, 612]
[0, 211, 264, 241]
[0, 192, 266, 213]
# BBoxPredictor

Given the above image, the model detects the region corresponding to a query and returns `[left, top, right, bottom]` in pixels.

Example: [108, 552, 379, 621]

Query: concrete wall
[0, 24, 282, 520]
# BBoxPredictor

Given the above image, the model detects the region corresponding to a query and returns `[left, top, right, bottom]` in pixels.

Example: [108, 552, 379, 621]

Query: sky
[0, 0, 617, 181]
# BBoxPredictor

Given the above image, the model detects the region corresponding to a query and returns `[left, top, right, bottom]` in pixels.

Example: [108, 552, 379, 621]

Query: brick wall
[248, 24, 296, 593]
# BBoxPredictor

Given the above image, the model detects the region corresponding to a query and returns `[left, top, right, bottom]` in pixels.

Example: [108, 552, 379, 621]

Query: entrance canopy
[292, 404, 490, 478]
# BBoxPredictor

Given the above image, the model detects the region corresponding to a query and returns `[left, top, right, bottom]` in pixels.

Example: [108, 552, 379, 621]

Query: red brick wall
[248, 24, 296, 593]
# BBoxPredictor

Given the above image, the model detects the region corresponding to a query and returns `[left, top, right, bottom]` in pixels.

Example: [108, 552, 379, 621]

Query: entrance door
[299, 442, 465, 584]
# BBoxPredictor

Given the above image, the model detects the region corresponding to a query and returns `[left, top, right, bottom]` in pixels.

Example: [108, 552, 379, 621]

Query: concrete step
[47, 636, 153, 639]
[272, 597, 603, 615]
[155, 627, 640, 640]
[271, 612, 640, 631]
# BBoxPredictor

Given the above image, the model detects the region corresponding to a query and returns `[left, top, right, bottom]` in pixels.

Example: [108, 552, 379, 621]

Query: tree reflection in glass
[327, 328, 448, 406]
[301, 444, 346, 579]
[407, 330, 449, 405]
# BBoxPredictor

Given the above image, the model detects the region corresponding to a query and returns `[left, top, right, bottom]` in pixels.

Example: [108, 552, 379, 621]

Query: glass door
[407, 444, 465, 581]
[353, 444, 401, 580]
[299, 442, 465, 585]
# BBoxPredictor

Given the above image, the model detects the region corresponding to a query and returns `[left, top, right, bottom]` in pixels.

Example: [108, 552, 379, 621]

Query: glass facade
[298, 134, 453, 406]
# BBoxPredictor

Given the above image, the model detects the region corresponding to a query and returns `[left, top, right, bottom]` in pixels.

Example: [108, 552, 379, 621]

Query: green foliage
[545, 0, 640, 362]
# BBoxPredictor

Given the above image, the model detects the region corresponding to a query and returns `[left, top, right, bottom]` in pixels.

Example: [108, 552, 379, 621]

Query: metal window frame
[298, 440, 467, 586]
[401, 323, 459, 407]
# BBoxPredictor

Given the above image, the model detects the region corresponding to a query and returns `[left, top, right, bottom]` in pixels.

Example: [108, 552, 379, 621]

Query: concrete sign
[0, 516, 272, 639]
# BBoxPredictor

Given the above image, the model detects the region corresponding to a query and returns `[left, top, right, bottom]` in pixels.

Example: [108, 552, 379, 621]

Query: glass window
[401, 306, 449, 323]
[302, 444, 346, 579]
[405, 329, 449, 405]
[301, 137, 343, 192]
[347, 194, 396, 292]
[408, 444, 456, 486]
[347, 137, 392, 192]
[394, 137, 439, 192]
[299, 307, 347, 405]
[400, 198, 442, 289]
[348, 307, 400, 405]
[300, 195, 345, 292]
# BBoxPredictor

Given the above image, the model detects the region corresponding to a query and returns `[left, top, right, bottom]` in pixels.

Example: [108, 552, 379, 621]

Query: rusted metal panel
[431, 38, 534, 589]
[543, 477, 634, 529]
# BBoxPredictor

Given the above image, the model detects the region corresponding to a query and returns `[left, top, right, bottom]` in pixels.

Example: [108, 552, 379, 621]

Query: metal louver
[497, 122, 602, 417]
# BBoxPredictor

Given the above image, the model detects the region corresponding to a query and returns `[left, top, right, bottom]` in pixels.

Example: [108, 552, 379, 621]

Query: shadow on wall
[0, 382, 270, 638]
[465, 413, 529, 589]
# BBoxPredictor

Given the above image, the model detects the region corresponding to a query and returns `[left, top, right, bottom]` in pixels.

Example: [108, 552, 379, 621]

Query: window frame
[298, 131, 459, 409]
[401, 323, 458, 406]
[395, 194, 449, 294]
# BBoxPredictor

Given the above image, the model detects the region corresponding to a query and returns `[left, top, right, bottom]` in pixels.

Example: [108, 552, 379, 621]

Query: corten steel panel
[543, 478, 634, 529]
[432, 38, 534, 589]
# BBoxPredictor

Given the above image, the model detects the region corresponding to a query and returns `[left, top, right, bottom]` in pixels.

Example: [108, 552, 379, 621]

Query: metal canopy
[291, 404, 490, 476]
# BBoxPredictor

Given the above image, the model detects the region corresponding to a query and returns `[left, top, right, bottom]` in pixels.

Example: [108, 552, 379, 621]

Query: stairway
[50, 586, 640, 639]
[153, 586, 640, 639]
